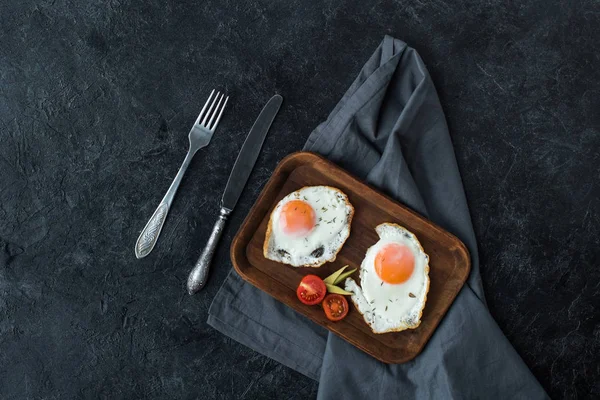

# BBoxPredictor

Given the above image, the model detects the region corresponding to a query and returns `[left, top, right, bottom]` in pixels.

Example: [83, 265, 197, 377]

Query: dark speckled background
[1, 0, 598, 399]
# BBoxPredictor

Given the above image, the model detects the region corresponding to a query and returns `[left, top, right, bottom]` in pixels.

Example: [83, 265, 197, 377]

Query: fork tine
[202, 93, 223, 128]
[206, 94, 225, 130]
[210, 96, 228, 131]
[195, 89, 215, 125]
[201, 92, 221, 127]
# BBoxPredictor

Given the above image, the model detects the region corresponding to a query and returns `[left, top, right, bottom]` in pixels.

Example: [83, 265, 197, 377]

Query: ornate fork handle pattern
[136, 203, 169, 258]
[135, 151, 193, 258]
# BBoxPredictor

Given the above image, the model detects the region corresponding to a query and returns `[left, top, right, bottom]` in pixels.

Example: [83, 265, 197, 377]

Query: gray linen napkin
[208, 36, 548, 399]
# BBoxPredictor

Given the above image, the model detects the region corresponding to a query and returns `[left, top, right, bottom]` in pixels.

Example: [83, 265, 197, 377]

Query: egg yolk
[374, 243, 415, 284]
[280, 200, 316, 237]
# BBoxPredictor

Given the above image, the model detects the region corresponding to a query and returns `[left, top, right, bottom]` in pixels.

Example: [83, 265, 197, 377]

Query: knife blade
[186, 94, 282, 294]
[221, 94, 283, 211]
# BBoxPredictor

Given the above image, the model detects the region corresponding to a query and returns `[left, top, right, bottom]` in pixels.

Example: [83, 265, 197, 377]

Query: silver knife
[186, 94, 283, 294]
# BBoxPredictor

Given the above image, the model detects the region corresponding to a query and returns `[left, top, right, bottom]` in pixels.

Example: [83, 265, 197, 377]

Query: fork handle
[135, 150, 194, 258]
[187, 207, 231, 294]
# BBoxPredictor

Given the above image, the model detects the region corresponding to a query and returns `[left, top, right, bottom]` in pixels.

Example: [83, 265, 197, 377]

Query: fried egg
[263, 186, 354, 267]
[345, 223, 430, 333]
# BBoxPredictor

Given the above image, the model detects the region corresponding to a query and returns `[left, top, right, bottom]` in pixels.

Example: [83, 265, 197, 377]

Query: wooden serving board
[231, 152, 471, 363]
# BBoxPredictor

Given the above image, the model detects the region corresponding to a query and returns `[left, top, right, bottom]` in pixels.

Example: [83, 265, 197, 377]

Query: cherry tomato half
[296, 275, 326, 306]
[322, 294, 349, 321]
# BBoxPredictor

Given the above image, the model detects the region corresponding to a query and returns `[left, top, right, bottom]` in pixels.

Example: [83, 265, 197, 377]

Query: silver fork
[135, 90, 229, 259]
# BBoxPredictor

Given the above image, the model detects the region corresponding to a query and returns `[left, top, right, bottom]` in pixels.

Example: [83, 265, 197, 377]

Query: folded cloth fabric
[208, 35, 548, 399]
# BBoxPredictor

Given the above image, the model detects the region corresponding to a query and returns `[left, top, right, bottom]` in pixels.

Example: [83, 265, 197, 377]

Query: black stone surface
[1, 1, 598, 398]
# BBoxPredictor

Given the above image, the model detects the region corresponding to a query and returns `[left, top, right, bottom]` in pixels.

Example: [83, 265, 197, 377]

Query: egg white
[263, 186, 353, 267]
[345, 223, 430, 333]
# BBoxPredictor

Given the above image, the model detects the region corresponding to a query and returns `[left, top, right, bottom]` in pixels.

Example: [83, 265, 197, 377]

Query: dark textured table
[1, 1, 598, 399]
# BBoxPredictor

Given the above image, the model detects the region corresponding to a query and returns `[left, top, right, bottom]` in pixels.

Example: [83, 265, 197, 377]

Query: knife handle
[187, 207, 231, 294]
